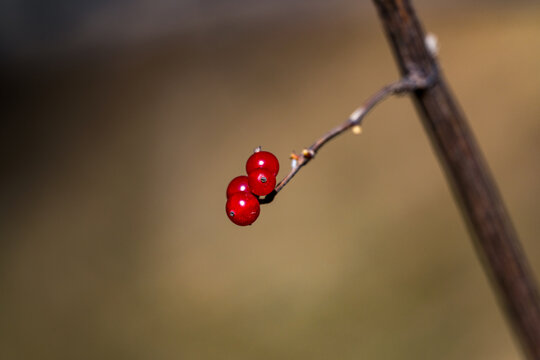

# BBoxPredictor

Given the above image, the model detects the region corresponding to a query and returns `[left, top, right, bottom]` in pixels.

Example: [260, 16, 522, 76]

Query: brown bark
[371, 1, 540, 358]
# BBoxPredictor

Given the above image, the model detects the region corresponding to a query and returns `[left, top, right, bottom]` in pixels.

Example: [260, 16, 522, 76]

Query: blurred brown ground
[1, 3, 540, 360]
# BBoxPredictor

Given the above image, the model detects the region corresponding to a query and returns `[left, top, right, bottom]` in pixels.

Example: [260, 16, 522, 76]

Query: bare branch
[372, 1, 540, 358]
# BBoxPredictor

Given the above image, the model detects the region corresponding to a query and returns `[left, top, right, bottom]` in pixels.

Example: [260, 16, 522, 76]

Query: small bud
[352, 125, 362, 135]
[349, 107, 364, 122]
[302, 149, 314, 159]
[425, 33, 439, 57]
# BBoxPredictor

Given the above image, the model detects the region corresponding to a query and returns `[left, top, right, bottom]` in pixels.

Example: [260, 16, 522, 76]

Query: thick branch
[372, 1, 540, 358]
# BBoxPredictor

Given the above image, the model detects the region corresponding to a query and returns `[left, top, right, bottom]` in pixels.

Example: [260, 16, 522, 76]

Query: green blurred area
[1, 4, 540, 360]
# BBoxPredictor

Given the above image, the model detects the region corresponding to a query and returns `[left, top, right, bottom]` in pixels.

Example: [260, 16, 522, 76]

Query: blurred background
[1, 0, 539, 359]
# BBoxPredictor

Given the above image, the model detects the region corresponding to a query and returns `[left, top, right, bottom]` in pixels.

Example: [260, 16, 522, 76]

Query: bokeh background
[1, 1, 540, 359]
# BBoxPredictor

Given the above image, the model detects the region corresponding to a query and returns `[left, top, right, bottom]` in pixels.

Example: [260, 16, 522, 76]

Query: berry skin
[226, 192, 260, 226]
[226, 176, 251, 198]
[246, 151, 279, 177]
[248, 168, 276, 196]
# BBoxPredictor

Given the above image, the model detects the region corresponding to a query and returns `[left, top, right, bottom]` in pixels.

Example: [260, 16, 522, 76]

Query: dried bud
[352, 125, 362, 135]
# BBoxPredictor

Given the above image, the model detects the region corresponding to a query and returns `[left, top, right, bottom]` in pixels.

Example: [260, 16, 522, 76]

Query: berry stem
[259, 73, 435, 205]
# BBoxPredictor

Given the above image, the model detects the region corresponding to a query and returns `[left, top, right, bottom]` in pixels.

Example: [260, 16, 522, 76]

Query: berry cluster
[226, 150, 280, 226]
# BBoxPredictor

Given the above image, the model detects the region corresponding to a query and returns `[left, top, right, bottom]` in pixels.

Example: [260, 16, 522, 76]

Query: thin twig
[259, 72, 435, 204]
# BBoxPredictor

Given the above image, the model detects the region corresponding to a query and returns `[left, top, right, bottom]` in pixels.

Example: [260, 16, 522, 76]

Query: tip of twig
[254, 146, 262, 153]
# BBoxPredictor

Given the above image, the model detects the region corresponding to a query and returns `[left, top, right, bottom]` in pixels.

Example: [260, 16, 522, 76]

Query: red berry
[226, 193, 260, 226]
[248, 168, 276, 196]
[226, 176, 251, 198]
[246, 151, 279, 177]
